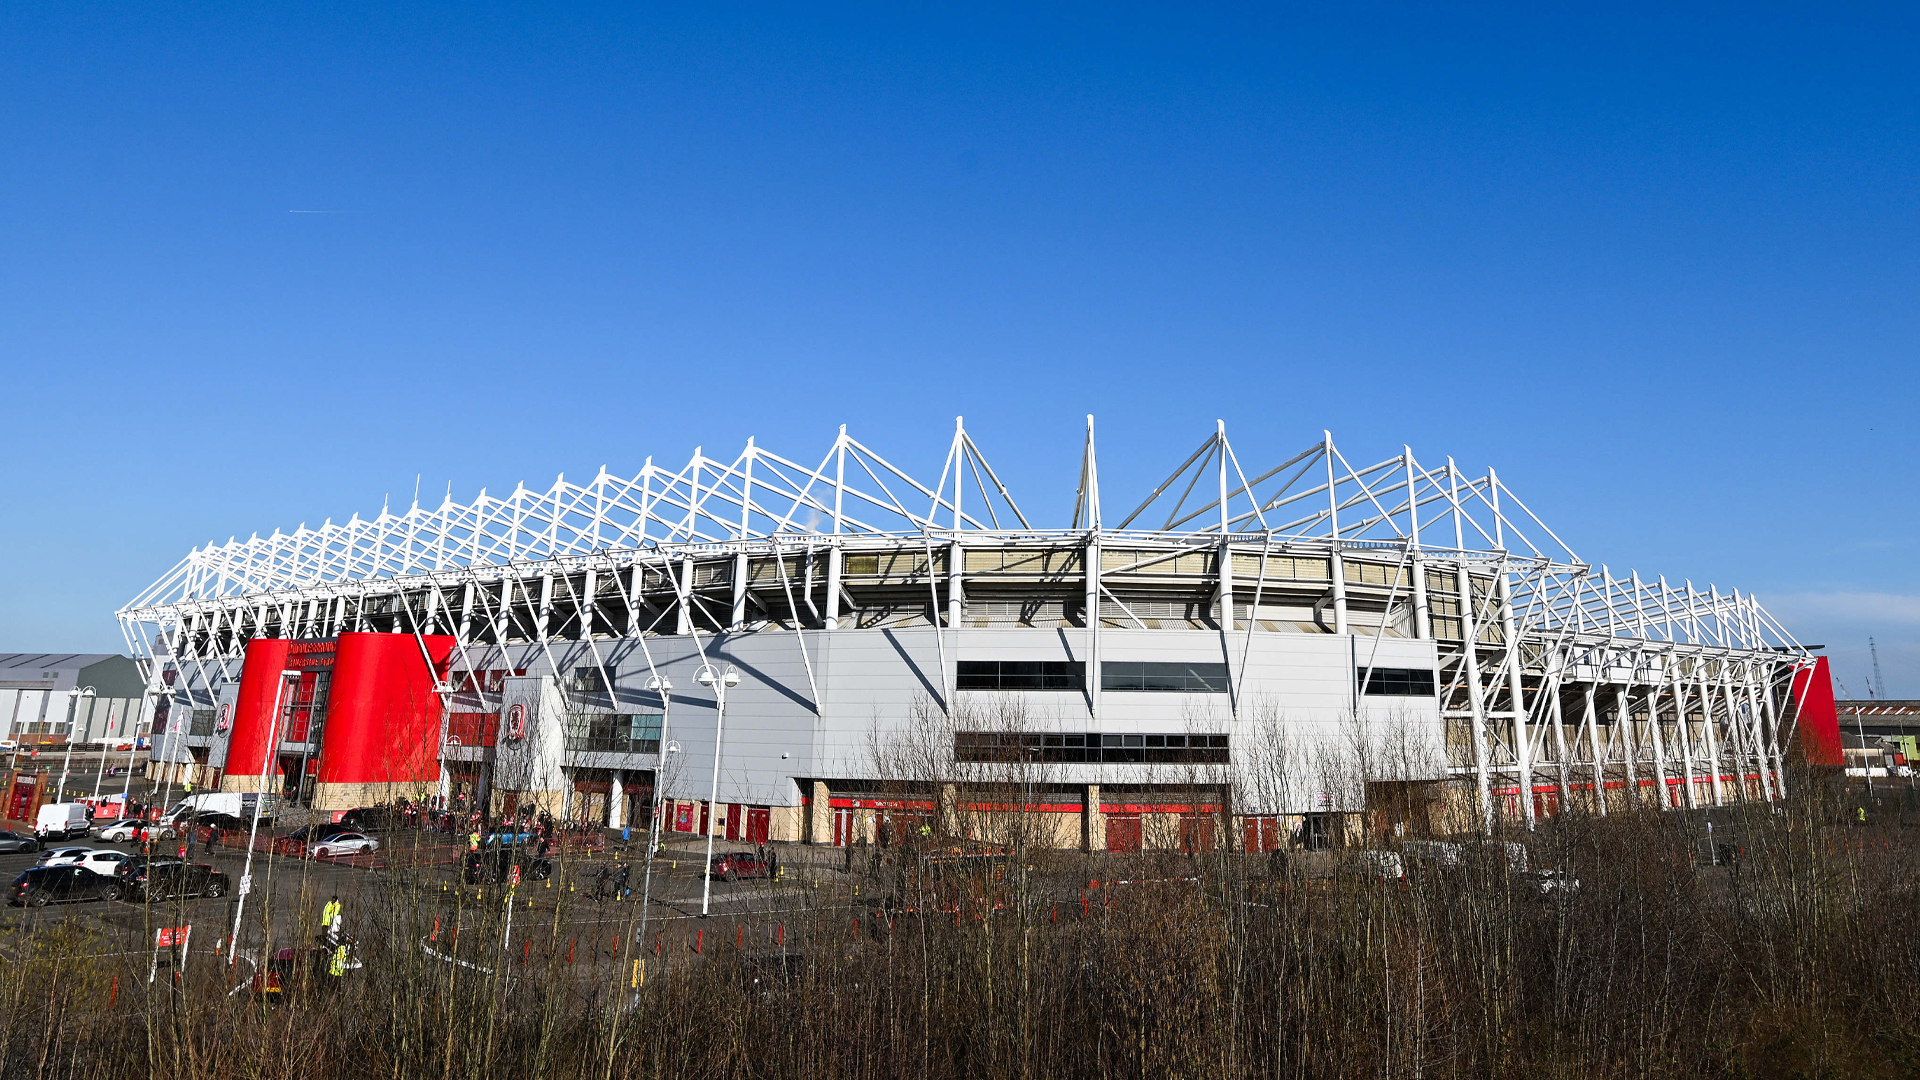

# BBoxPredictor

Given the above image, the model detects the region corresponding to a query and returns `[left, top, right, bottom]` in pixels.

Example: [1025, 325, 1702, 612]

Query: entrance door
[832, 806, 855, 846]
[1243, 816, 1280, 852]
[674, 802, 694, 832]
[724, 805, 739, 841]
[1179, 814, 1216, 853]
[1105, 814, 1142, 853]
[698, 802, 710, 836]
[745, 806, 771, 843]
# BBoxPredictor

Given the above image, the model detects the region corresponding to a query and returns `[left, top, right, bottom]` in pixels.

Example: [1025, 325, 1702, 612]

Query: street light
[229, 669, 299, 965]
[56, 686, 96, 803]
[635, 674, 673, 961]
[695, 663, 739, 917]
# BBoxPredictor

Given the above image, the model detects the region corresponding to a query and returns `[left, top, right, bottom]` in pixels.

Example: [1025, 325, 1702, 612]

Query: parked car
[1526, 868, 1581, 897]
[275, 825, 352, 855]
[0, 829, 40, 854]
[186, 812, 252, 844]
[105, 765, 130, 777]
[309, 832, 379, 859]
[708, 851, 775, 882]
[336, 806, 402, 832]
[37, 845, 95, 867]
[121, 859, 229, 902]
[69, 849, 133, 877]
[96, 819, 145, 843]
[11, 865, 115, 906]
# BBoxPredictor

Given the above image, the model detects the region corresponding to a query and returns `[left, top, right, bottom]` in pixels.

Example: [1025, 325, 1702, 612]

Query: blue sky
[2, 4, 1915, 695]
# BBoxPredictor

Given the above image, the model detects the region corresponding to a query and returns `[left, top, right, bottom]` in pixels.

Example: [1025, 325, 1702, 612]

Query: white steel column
[1405, 450, 1431, 640]
[676, 558, 694, 636]
[824, 428, 846, 630]
[1456, 563, 1494, 832]
[732, 441, 754, 631]
[1583, 683, 1606, 814]
[1325, 433, 1348, 634]
[1496, 564, 1536, 828]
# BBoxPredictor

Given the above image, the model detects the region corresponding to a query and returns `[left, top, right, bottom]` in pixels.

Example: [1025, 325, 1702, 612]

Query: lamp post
[635, 675, 672, 958]
[122, 689, 160, 807]
[89, 699, 116, 803]
[695, 663, 739, 917]
[57, 686, 96, 803]
[229, 669, 298, 965]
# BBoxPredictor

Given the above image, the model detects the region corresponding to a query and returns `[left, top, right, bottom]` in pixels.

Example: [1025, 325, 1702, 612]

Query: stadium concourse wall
[151, 623, 1444, 840]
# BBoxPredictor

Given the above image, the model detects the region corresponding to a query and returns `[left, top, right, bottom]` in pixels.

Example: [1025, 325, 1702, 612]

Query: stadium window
[1357, 668, 1437, 696]
[955, 660, 1085, 691]
[1101, 661, 1230, 693]
[570, 667, 612, 693]
[954, 731, 1228, 764]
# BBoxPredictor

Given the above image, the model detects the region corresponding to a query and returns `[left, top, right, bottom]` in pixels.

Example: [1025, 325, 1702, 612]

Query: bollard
[736, 925, 742, 950]
[568, 938, 575, 964]
[632, 958, 641, 988]
[695, 928, 704, 954]
[109, 977, 118, 1006]
[522, 940, 530, 965]
[776, 923, 784, 946]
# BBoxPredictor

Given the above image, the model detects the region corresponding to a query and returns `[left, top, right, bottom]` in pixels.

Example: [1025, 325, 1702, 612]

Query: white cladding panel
[471, 627, 1445, 814]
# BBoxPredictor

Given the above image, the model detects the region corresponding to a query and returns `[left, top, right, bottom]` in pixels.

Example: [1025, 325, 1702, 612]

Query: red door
[832, 807, 854, 846]
[674, 803, 694, 832]
[1243, 816, 1280, 852]
[1105, 814, 1142, 853]
[746, 806, 771, 843]
[724, 805, 739, 841]
[699, 802, 710, 836]
[1179, 814, 1216, 853]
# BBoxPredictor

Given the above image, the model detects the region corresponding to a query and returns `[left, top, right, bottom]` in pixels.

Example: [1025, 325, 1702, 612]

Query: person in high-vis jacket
[320, 895, 343, 941]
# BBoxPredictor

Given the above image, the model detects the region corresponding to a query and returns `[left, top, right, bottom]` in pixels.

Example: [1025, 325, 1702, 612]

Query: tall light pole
[56, 686, 95, 803]
[695, 663, 739, 917]
[122, 689, 160, 807]
[90, 699, 118, 803]
[229, 669, 298, 965]
[635, 675, 672, 956]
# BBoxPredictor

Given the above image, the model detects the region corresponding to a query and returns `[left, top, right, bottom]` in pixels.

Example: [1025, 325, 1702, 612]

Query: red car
[708, 851, 775, 882]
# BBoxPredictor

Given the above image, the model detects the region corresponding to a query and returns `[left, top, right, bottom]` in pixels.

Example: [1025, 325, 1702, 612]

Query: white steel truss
[120, 419, 1816, 828]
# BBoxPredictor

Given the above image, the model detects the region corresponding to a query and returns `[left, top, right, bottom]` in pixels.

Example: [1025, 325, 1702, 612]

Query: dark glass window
[565, 713, 664, 754]
[954, 732, 1228, 764]
[1358, 668, 1437, 696]
[955, 660, 1085, 691]
[1101, 662, 1230, 693]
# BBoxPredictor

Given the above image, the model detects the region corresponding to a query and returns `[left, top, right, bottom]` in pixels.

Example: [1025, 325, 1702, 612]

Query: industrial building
[0, 653, 147, 748]
[116, 422, 1838, 847]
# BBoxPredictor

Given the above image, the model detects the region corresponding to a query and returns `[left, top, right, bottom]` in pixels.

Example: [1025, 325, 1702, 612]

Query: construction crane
[1871, 637, 1887, 700]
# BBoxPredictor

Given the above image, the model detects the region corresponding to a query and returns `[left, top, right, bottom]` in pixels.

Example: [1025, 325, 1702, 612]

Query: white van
[161, 791, 276, 824]
[35, 803, 91, 840]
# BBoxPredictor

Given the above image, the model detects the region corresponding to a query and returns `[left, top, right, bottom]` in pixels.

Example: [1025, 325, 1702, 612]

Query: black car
[122, 859, 229, 902]
[337, 806, 401, 832]
[0, 829, 40, 854]
[11, 865, 114, 906]
[112, 855, 184, 896]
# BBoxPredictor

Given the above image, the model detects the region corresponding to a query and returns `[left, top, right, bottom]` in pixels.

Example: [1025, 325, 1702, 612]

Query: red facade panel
[314, 633, 456, 787]
[1791, 656, 1843, 767]
[225, 638, 294, 783]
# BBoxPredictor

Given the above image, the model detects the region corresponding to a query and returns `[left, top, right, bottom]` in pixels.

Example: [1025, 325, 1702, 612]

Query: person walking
[612, 862, 631, 901]
[320, 894, 343, 942]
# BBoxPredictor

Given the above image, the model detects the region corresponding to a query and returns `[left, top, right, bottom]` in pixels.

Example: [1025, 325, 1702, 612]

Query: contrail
[288, 210, 356, 214]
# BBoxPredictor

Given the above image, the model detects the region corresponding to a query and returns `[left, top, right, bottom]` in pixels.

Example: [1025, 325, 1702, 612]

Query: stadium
[116, 420, 1838, 849]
